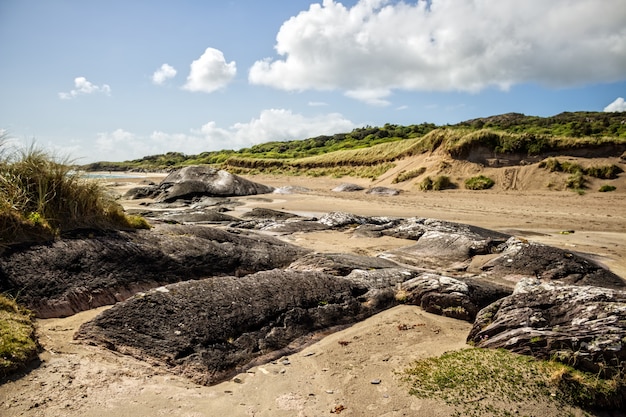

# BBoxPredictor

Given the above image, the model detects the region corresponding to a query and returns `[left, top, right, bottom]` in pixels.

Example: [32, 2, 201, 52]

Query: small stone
[371, 379, 382, 385]
[281, 359, 291, 366]
[233, 377, 243, 384]
[326, 390, 334, 394]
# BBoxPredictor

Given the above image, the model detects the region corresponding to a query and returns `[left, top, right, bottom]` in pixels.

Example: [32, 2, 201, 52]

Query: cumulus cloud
[183, 47, 236, 93]
[152, 63, 177, 85]
[604, 97, 626, 112]
[249, 0, 626, 104]
[88, 110, 355, 162]
[59, 77, 111, 99]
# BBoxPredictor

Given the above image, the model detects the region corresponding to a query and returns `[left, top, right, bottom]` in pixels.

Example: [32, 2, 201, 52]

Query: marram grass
[0, 140, 150, 248]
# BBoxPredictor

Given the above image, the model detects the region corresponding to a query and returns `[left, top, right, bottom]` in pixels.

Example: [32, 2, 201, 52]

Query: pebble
[371, 379, 381, 385]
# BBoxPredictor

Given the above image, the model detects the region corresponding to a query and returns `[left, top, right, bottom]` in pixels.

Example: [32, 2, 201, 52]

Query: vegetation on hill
[82, 112, 626, 173]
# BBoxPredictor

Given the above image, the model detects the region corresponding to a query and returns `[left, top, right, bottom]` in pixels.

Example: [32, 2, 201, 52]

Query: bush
[465, 175, 495, 190]
[599, 185, 617, 192]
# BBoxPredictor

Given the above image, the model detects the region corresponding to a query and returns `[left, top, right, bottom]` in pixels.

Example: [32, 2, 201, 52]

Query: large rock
[75, 270, 383, 386]
[0, 224, 309, 318]
[468, 279, 626, 379]
[477, 237, 625, 289]
[154, 166, 274, 202]
[399, 274, 511, 321]
[382, 219, 511, 272]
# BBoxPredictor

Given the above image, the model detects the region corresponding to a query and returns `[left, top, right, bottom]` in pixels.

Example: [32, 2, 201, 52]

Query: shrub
[599, 185, 617, 192]
[418, 176, 433, 190]
[464, 175, 495, 190]
[419, 175, 454, 191]
[565, 171, 586, 190]
[585, 164, 623, 179]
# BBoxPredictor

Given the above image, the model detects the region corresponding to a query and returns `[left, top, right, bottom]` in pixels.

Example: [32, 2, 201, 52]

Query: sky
[1, 0, 625, 163]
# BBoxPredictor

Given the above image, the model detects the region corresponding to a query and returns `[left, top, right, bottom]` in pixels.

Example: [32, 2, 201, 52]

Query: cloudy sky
[1, 0, 625, 163]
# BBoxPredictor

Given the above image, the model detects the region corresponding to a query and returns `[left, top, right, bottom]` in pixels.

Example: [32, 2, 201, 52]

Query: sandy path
[1, 172, 623, 416]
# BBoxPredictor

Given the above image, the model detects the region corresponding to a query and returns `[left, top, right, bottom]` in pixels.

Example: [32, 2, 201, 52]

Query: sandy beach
[1, 172, 624, 417]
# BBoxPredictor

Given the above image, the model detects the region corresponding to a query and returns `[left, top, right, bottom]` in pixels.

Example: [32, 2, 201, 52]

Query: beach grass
[0, 137, 150, 249]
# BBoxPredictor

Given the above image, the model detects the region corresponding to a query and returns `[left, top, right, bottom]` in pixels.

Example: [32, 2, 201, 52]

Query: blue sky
[1, 0, 625, 163]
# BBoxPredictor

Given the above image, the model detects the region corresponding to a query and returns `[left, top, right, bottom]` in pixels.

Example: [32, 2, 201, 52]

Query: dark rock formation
[382, 219, 511, 272]
[273, 185, 311, 194]
[476, 238, 625, 289]
[366, 186, 401, 196]
[241, 207, 300, 221]
[147, 166, 274, 202]
[0, 224, 309, 318]
[288, 252, 404, 276]
[75, 270, 383, 385]
[332, 183, 365, 192]
[468, 279, 626, 380]
[399, 274, 511, 321]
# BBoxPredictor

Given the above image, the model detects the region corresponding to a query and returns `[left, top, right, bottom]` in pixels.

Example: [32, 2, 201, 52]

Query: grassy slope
[81, 111, 626, 173]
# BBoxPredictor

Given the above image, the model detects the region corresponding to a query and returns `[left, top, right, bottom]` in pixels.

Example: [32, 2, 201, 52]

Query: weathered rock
[399, 274, 512, 321]
[273, 185, 311, 194]
[382, 220, 510, 272]
[332, 183, 365, 192]
[468, 279, 626, 380]
[0, 224, 309, 318]
[241, 207, 300, 221]
[478, 237, 625, 289]
[154, 166, 274, 202]
[158, 210, 238, 223]
[124, 185, 159, 199]
[317, 211, 369, 227]
[288, 252, 404, 276]
[75, 270, 384, 386]
[366, 186, 401, 196]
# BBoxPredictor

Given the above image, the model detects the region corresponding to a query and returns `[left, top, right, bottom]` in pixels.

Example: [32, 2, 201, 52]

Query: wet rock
[75, 270, 385, 386]
[0, 224, 309, 318]
[468, 279, 626, 379]
[154, 166, 274, 202]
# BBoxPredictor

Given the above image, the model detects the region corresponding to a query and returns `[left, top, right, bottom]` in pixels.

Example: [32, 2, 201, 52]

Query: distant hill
[82, 112, 626, 178]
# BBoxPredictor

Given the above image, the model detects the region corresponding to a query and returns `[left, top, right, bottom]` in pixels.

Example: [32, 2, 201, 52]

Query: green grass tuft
[0, 138, 150, 247]
[402, 348, 624, 415]
[599, 184, 617, 192]
[0, 294, 38, 376]
[464, 175, 495, 190]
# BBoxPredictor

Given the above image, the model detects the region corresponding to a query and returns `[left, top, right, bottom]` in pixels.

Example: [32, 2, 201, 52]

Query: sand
[1, 172, 624, 417]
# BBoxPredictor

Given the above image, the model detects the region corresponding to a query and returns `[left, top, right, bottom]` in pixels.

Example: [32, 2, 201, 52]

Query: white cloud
[152, 63, 177, 85]
[249, 0, 626, 104]
[59, 77, 111, 99]
[183, 47, 236, 93]
[85, 110, 356, 162]
[604, 97, 626, 112]
[308, 101, 328, 107]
